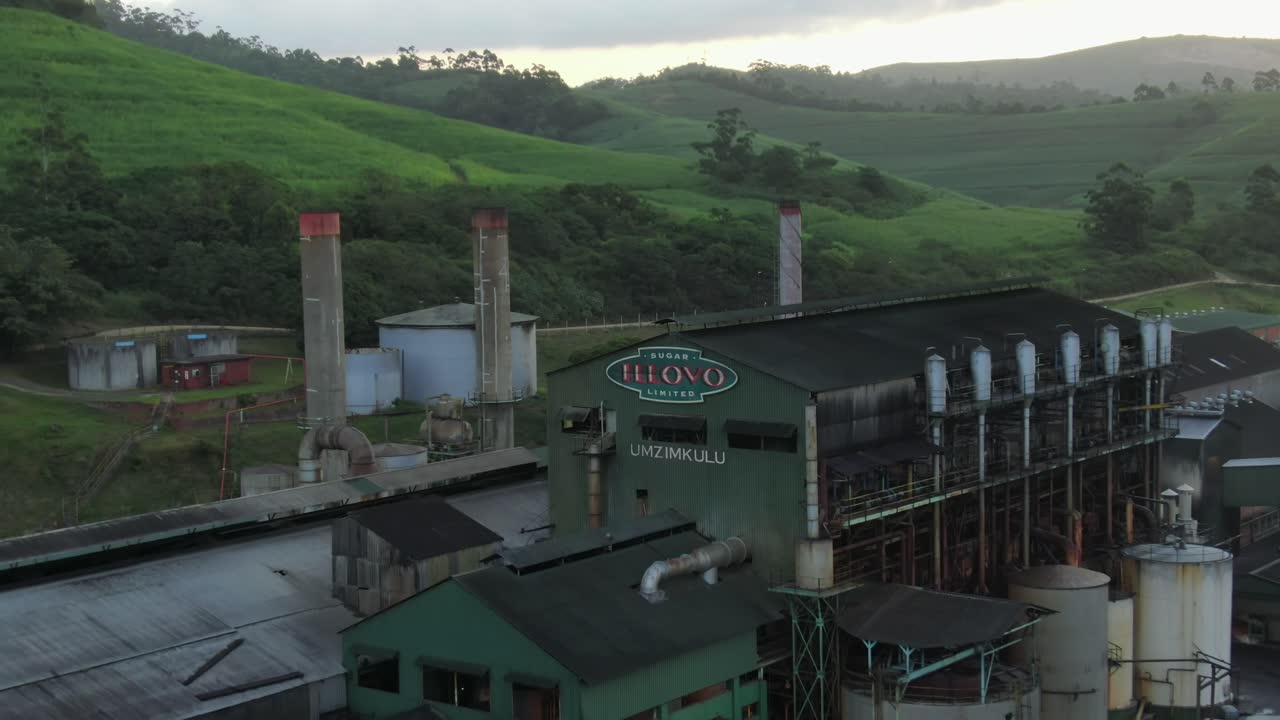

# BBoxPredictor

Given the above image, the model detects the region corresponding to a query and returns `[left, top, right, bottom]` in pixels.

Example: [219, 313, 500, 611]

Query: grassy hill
[863, 35, 1280, 97]
[581, 78, 1280, 208]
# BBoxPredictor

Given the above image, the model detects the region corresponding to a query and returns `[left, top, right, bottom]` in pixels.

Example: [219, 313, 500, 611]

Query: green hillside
[581, 78, 1280, 207]
[862, 35, 1280, 98]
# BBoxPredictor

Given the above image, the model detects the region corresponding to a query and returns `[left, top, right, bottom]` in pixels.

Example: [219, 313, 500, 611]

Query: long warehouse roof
[0, 448, 538, 573]
[676, 286, 1137, 392]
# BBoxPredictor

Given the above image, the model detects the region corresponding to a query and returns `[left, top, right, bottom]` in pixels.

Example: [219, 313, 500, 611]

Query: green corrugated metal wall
[343, 581, 580, 719]
[547, 336, 810, 583]
[1224, 463, 1280, 507]
[580, 634, 759, 719]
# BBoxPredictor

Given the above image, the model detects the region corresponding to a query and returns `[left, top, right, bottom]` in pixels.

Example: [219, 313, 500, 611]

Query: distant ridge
[860, 35, 1280, 96]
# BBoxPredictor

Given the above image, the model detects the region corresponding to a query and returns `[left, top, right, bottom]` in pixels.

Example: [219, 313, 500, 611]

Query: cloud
[155, 0, 1004, 56]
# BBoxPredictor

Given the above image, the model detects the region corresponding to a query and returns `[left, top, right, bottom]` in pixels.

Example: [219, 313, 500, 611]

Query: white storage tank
[1121, 543, 1233, 713]
[1008, 565, 1110, 720]
[1107, 591, 1136, 717]
[926, 353, 947, 413]
[970, 345, 992, 402]
[373, 443, 429, 471]
[346, 348, 402, 415]
[377, 303, 538, 405]
[66, 337, 159, 391]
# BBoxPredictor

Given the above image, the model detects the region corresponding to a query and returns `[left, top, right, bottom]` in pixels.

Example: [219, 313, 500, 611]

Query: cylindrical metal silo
[1121, 543, 1233, 714]
[1008, 565, 1110, 720]
[1107, 590, 1136, 717]
[1100, 325, 1120, 376]
[1158, 317, 1174, 366]
[1017, 339, 1037, 394]
[926, 354, 947, 413]
[373, 443, 430, 471]
[970, 345, 992, 402]
[345, 348, 403, 415]
[1060, 331, 1081, 385]
[1140, 318, 1159, 369]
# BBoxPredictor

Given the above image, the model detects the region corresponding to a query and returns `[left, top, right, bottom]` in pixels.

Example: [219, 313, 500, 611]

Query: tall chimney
[472, 208, 514, 451]
[778, 200, 802, 306]
[299, 212, 349, 482]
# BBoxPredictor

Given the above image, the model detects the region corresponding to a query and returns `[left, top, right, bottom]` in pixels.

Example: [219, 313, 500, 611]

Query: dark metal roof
[457, 531, 785, 684]
[670, 276, 1049, 328]
[351, 496, 501, 562]
[1171, 310, 1280, 334]
[827, 437, 940, 478]
[678, 286, 1136, 392]
[1172, 327, 1280, 395]
[838, 583, 1047, 648]
[500, 510, 693, 571]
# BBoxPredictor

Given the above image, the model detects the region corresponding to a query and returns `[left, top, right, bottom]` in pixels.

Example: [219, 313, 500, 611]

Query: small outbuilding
[331, 496, 502, 617]
[377, 303, 538, 406]
[159, 354, 252, 390]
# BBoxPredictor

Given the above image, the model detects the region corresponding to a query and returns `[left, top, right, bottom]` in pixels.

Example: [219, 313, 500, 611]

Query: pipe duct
[640, 537, 748, 603]
[298, 424, 376, 483]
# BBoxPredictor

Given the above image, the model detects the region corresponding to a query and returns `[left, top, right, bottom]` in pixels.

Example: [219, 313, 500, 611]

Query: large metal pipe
[473, 208, 513, 450]
[778, 201, 802, 305]
[1023, 402, 1032, 467]
[805, 401, 819, 539]
[587, 444, 604, 529]
[1031, 526, 1081, 566]
[297, 424, 376, 483]
[640, 537, 748, 603]
[1066, 388, 1076, 456]
[299, 213, 346, 428]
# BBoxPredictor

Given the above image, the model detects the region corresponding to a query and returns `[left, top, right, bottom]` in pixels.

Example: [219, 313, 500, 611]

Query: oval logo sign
[606, 346, 738, 403]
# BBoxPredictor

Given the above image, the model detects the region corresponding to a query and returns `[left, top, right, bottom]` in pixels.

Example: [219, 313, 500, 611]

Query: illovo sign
[605, 346, 738, 403]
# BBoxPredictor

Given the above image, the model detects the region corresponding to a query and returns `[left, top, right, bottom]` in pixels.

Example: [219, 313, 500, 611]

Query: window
[635, 489, 649, 518]
[423, 664, 490, 711]
[639, 414, 706, 445]
[355, 653, 400, 693]
[560, 406, 599, 434]
[726, 419, 797, 453]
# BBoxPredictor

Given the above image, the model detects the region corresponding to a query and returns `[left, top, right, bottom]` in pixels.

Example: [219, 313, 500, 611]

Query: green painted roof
[1171, 310, 1280, 333]
[456, 530, 784, 684]
[377, 303, 538, 328]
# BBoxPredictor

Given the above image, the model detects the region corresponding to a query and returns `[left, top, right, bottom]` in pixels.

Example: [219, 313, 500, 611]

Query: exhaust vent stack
[472, 208, 514, 451]
[778, 201, 802, 306]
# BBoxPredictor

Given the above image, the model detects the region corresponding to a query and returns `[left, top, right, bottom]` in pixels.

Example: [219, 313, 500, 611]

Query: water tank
[373, 443, 429, 471]
[1158, 317, 1174, 366]
[346, 348, 403, 415]
[1100, 325, 1120, 376]
[1121, 543, 1233, 712]
[420, 395, 474, 446]
[1016, 339, 1037, 395]
[926, 354, 947, 414]
[240, 464, 297, 497]
[170, 331, 238, 359]
[1008, 565, 1110, 720]
[1140, 318, 1159, 369]
[1060, 331, 1081, 385]
[66, 337, 159, 391]
[970, 345, 992, 402]
[1107, 591, 1136, 714]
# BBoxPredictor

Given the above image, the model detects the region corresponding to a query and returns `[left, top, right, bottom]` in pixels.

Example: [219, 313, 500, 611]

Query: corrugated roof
[377, 303, 538, 328]
[1172, 327, 1280, 394]
[445, 479, 550, 548]
[1171, 310, 1280, 334]
[352, 497, 501, 562]
[0, 525, 353, 718]
[454, 531, 785, 684]
[678, 286, 1135, 391]
[838, 583, 1046, 648]
[0, 448, 538, 573]
[501, 509, 694, 571]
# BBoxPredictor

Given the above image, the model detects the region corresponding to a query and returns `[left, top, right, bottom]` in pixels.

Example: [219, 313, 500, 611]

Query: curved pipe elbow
[297, 424, 377, 482]
[639, 537, 749, 603]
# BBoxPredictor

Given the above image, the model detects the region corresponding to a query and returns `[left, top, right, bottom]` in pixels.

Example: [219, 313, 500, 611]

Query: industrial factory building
[540, 276, 1254, 720]
[377, 303, 539, 405]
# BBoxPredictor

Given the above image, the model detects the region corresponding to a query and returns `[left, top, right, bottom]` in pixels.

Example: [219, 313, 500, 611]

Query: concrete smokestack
[472, 208, 514, 451]
[778, 200, 802, 306]
[299, 212, 348, 481]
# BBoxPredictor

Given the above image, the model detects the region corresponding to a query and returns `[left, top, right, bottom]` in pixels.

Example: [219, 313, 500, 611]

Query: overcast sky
[151, 0, 1280, 85]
